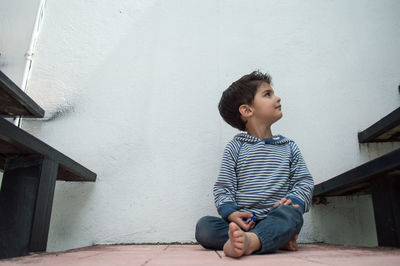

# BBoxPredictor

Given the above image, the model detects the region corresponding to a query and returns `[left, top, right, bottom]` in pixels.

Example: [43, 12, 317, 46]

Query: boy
[195, 71, 314, 258]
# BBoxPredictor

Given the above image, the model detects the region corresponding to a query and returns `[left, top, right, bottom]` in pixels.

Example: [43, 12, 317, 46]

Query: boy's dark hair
[218, 70, 272, 131]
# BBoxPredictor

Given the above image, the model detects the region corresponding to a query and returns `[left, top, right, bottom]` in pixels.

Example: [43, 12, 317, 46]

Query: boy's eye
[265, 92, 271, 97]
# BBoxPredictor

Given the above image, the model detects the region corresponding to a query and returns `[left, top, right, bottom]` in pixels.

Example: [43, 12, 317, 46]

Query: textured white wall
[16, 0, 400, 251]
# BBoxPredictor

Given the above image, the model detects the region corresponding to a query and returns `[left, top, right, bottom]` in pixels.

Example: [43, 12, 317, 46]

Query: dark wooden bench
[313, 107, 400, 247]
[358, 107, 400, 142]
[0, 71, 44, 118]
[0, 71, 96, 259]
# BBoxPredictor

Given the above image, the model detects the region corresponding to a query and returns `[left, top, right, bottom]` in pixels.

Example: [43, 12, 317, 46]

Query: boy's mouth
[276, 105, 281, 110]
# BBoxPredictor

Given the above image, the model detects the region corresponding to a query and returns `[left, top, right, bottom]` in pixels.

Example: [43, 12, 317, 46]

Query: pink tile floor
[1, 244, 400, 266]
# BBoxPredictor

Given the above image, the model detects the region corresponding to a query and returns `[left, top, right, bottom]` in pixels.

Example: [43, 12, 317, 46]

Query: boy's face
[249, 82, 282, 125]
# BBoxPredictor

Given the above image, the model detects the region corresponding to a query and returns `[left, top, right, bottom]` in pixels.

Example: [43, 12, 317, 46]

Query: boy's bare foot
[223, 222, 261, 258]
[280, 234, 298, 251]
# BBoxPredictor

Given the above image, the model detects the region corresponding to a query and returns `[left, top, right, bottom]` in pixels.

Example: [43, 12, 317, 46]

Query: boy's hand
[227, 211, 255, 232]
[273, 197, 300, 209]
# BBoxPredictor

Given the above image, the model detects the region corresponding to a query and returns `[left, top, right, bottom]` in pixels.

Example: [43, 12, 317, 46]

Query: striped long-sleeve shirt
[213, 133, 314, 221]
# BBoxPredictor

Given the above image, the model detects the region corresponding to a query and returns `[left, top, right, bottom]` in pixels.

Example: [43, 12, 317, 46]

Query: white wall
[15, 0, 400, 251]
[0, 0, 40, 84]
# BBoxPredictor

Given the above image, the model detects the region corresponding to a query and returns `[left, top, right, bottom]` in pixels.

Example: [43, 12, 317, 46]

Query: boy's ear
[239, 104, 253, 119]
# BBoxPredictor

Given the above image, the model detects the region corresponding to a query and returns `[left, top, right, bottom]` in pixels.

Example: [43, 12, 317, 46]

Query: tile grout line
[140, 258, 152, 266]
[140, 245, 169, 265]
[214, 250, 222, 259]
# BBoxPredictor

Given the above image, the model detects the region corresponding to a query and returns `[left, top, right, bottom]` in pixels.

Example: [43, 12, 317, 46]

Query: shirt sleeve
[213, 142, 239, 220]
[286, 142, 314, 213]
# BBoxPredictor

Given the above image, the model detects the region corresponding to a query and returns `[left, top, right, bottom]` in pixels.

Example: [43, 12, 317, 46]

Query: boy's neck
[246, 124, 273, 139]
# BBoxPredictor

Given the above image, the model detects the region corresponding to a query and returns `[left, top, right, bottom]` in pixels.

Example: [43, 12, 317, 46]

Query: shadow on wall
[311, 194, 377, 247]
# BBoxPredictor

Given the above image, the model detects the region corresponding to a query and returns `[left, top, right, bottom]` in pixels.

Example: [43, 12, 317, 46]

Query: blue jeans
[195, 205, 303, 254]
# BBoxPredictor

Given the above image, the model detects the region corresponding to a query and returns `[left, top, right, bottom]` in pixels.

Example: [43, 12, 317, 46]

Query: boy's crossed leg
[196, 205, 303, 258]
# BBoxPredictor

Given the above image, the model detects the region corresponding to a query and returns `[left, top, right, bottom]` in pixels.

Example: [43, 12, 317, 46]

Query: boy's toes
[280, 234, 298, 251]
[280, 242, 296, 251]
[286, 240, 298, 251]
[229, 222, 241, 232]
[224, 223, 246, 258]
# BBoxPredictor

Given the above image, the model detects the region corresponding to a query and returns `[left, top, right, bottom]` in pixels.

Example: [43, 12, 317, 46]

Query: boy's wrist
[218, 203, 238, 221]
[286, 195, 305, 213]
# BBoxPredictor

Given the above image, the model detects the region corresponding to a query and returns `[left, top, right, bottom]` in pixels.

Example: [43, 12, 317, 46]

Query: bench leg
[371, 174, 400, 247]
[0, 155, 58, 259]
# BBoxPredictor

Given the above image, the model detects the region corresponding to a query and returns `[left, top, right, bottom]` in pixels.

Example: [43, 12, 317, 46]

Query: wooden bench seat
[0, 71, 44, 118]
[313, 148, 400, 197]
[358, 107, 400, 143]
[0, 118, 96, 182]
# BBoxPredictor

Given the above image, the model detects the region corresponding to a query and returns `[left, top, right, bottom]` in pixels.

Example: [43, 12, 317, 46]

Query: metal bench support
[371, 174, 400, 247]
[0, 155, 58, 258]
